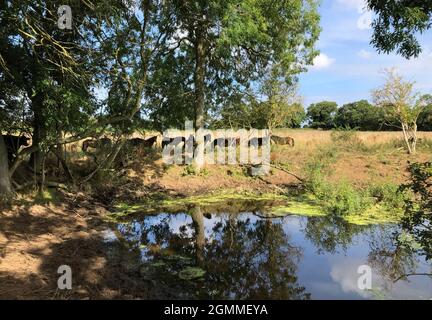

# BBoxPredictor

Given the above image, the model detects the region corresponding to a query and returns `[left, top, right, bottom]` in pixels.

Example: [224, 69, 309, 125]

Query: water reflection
[303, 215, 366, 254]
[109, 204, 432, 299]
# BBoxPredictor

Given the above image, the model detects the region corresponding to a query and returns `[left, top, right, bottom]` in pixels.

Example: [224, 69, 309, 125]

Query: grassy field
[274, 129, 432, 146]
[63, 129, 431, 197]
[65, 129, 432, 151]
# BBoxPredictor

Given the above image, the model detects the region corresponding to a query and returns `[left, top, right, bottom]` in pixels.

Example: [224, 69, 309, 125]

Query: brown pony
[271, 135, 295, 147]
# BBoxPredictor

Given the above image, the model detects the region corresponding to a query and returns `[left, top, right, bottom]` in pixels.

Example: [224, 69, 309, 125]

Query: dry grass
[60, 129, 432, 193]
[57, 129, 432, 154]
[274, 129, 432, 146]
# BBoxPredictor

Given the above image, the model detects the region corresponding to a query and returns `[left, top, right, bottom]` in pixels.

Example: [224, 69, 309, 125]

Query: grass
[302, 141, 411, 217]
[274, 128, 432, 147]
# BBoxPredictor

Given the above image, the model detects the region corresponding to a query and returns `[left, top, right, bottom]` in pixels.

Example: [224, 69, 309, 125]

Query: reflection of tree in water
[366, 226, 418, 286]
[303, 215, 366, 254]
[202, 215, 309, 299]
[118, 207, 310, 299]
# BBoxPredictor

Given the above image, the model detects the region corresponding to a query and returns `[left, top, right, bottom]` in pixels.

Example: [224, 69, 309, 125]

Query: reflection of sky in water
[281, 216, 432, 299]
[114, 212, 432, 300]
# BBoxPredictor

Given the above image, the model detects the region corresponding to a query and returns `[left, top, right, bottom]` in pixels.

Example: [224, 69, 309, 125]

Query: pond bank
[109, 189, 405, 226]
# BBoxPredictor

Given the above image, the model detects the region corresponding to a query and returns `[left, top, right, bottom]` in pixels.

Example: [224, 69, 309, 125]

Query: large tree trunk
[29, 93, 47, 174]
[0, 135, 13, 197]
[194, 32, 205, 130]
[193, 30, 206, 171]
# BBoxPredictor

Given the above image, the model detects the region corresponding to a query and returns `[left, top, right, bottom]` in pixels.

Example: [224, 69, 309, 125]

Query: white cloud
[312, 53, 335, 70]
[357, 11, 372, 30]
[334, 1, 372, 30]
[330, 259, 371, 298]
[335, 0, 367, 13]
[358, 49, 372, 59]
[330, 258, 432, 300]
[317, 50, 432, 94]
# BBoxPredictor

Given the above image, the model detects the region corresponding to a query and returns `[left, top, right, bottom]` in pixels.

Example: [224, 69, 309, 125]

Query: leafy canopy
[368, 0, 432, 58]
[306, 101, 338, 129]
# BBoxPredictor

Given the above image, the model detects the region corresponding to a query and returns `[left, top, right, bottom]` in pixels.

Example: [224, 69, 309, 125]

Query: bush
[330, 129, 368, 152]
[304, 160, 327, 195]
[304, 158, 372, 215]
[324, 181, 373, 216]
[368, 183, 409, 210]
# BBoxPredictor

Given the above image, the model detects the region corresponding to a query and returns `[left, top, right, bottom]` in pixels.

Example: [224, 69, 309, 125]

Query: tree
[154, 0, 320, 170]
[284, 103, 306, 128]
[417, 95, 432, 131]
[0, 1, 105, 174]
[0, 135, 12, 198]
[306, 101, 337, 129]
[367, 1, 432, 59]
[256, 69, 305, 132]
[0, 1, 175, 194]
[214, 86, 306, 131]
[372, 69, 425, 154]
[166, 0, 320, 129]
[335, 100, 380, 131]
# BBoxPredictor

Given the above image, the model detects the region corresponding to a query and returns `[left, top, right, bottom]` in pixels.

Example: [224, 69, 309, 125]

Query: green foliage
[324, 181, 373, 216]
[335, 100, 381, 131]
[306, 101, 338, 129]
[368, 183, 410, 210]
[214, 91, 306, 130]
[285, 103, 307, 128]
[304, 146, 409, 216]
[146, 0, 321, 129]
[368, 1, 432, 58]
[400, 162, 432, 259]
[178, 267, 206, 281]
[305, 160, 372, 215]
[417, 95, 432, 131]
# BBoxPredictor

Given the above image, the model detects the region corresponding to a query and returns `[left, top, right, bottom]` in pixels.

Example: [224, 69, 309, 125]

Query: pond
[105, 200, 432, 300]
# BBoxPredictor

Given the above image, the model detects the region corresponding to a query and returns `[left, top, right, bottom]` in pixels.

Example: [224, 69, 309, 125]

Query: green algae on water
[108, 191, 405, 226]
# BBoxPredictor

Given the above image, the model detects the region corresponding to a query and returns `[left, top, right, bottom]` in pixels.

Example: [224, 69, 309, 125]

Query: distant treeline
[213, 97, 432, 132]
[305, 99, 432, 131]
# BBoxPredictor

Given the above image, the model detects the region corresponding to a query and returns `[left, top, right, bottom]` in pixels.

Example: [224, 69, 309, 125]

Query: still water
[106, 204, 432, 299]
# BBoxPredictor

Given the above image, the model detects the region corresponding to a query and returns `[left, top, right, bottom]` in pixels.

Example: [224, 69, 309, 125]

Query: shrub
[368, 183, 410, 210]
[323, 181, 372, 215]
[331, 129, 368, 152]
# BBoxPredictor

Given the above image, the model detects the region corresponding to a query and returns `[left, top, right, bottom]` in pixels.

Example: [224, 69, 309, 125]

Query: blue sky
[299, 0, 432, 107]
